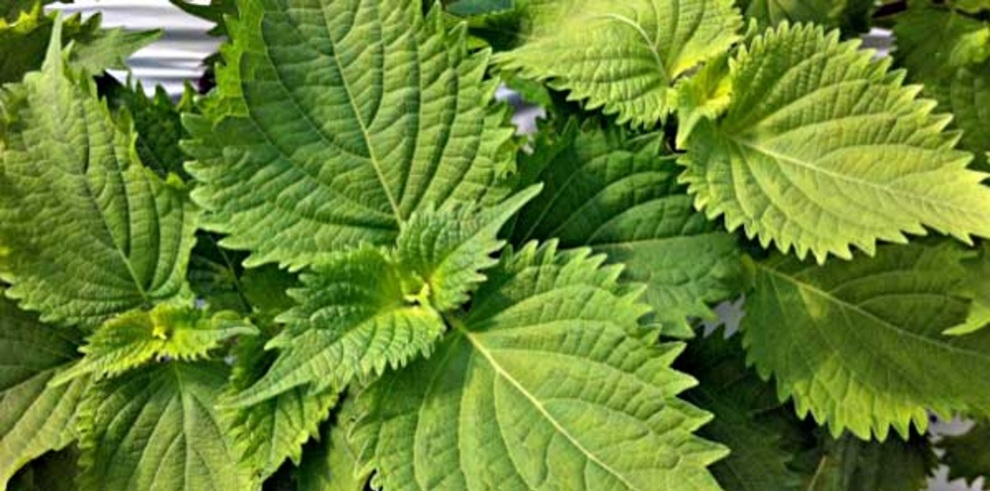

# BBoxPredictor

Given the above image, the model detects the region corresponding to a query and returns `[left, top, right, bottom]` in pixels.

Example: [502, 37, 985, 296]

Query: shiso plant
[1, 0, 990, 489]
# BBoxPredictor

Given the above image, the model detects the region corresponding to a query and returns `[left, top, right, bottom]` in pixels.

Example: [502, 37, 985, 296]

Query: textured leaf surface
[0, 296, 88, 487]
[224, 331, 338, 482]
[0, 24, 198, 329]
[680, 23, 990, 262]
[78, 362, 248, 491]
[184, 0, 516, 269]
[351, 243, 726, 491]
[739, 0, 844, 28]
[496, 0, 742, 126]
[106, 81, 194, 179]
[0, 9, 157, 85]
[52, 304, 256, 385]
[230, 246, 446, 406]
[512, 123, 742, 335]
[744, 241, 990, 439]
[800, 434, 936, 491]
[940, 422, 990, 486]
[677, 332, 803, 491]
[893, 4, 990, 169]
[295, 403, 370, 491]
[397, 186, 540, 312]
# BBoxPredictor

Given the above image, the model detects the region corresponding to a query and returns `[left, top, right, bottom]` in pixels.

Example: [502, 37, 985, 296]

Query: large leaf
[0, 21, 198, 329]
[228, 245, 446, 406]
[77, 362, 248, 491]
[224, 330, 338, 482]
[893, 3, 990, 169]
[680, 23, 990, 262]
[743, 241, 990, 439]
[52, 304, 256, 385]
[183, 0, 516, 270]
[0, 9, 157, 85]
[939, 422, 990, 486]
[0, 296, 88, 487]
[495, 0, 742, 126]
[676, 331, 803, 491]
[512, 122, 742, 336]
[350, 242, 726, 491]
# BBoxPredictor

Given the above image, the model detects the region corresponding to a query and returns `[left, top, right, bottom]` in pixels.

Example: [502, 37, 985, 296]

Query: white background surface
[52, 1, 986, 490]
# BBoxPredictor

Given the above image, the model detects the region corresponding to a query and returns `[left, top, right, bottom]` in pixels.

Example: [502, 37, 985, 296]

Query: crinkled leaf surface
[52, 304, 256, 385]
[184, 0, 516, 270]
[738, 0, 844, 28]
[0, 24, 198, 329]
[78, 362, 248, 491]
[224, 330, 338, 482]
[0, 296, 88, 487]
[744, 241, 990, 440]
[106, 81, 194, 179]
[940, 422, 990, 486]
[496, 0, 742, 126]
[295, 401, 370, 491]
[680, 23, 990, 262]
[677, 332, 803, 491]
[0, 9, 157, 85]
[512, 123, 742, 336]
[230, 246, 446, 406]
[350, 243, 726, 491]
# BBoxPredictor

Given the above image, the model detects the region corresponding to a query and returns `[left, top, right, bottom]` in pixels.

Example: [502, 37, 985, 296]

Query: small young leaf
[350, 242, 727, 491]
[229, 246, 446, 407]
[939, 422, 990, 486]
[744, 241, 990, 439]
[51, 304, 256, 385]
[680, 23, 990, 262]
[396, 185, 541, 312]
[0, 296, 88, 487]
[183, 0, 516, 270]
[0, 20, 199, 329]
[78, 362, 249, 491]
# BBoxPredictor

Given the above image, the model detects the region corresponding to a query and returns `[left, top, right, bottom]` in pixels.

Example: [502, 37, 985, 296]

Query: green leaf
[183, 0, 516, 270]
[738, 0, 845, 28]
[295, 401, 371, 491]
[495, 0, 742, 126]
[680, 23, 990, 263]
[187, 232, 252, 314]
[0, 9, 158, 85]
[893, 3, 990, 169]
[512, 122, 742, 336]
[396, 185, 541, 312]
[800, 434, 936, 491]
[676, 331, 803, 491]
[0, 20, 199, 329]
[0, 296, 89, 487]
[229, 246, 446, 407]
[168, 0, 236, 37]
[952, 0, 990, 14]
[105, 81, 195, 179]
[446, 0, 515, 18]
[940, 422, 990, 486]
[78, 362, 248, 491]
[224, 330, 338, 482]
[1, 0, 70, 23]
[51, 304, 256, 385]
[743, 241, 990, 440]
[350, 242, 726, 491]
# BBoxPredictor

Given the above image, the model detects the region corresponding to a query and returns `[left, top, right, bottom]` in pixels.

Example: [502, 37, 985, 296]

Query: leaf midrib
[458, 328, 642, 491]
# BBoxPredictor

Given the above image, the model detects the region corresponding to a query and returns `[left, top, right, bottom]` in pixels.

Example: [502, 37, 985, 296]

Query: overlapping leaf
[0, 296, 88, 487]
[0, 8, 157, 85]
[295, 401, 370, 491]
[512, 123, 742, 336]
[51, 304, 256, 385]
[939, 422, 990, 486]
[0, 22, 198, 329]
[496, 0, 742, 126]
[680, 23, 990, 262]
[350, 242, 726, 491]
[77, 362, 248, 491]
[798, 434, 936, 491]
[184, 0, 517, 270]
[743, 241, 990, 439]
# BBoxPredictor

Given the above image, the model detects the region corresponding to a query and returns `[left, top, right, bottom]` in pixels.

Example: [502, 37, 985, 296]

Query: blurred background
[48, 2, 985, 490]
